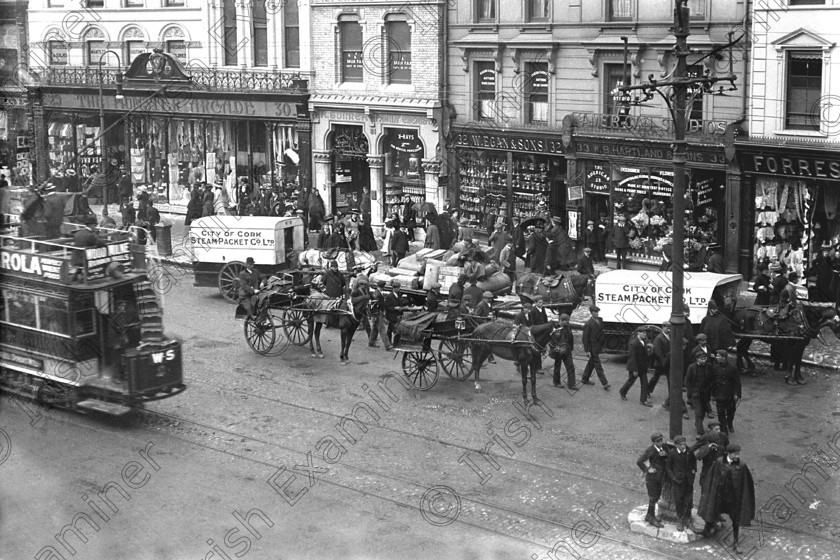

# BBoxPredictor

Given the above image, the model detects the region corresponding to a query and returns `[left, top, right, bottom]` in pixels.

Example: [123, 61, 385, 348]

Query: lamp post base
[627, 504, 704, 543]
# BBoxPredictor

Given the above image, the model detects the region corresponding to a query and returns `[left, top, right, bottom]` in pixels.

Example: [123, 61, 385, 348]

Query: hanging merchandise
[131, 147, 146, 183]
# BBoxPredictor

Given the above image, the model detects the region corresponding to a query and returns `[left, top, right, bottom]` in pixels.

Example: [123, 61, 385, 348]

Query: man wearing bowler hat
[237, 257, 265, 319]
[550, 313, 578, 389]
[581, 305, 610, 389]
[636, 433, 667, 528]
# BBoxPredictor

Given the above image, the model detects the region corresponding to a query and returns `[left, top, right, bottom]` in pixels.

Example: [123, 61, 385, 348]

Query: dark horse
[21, 191, 96, 238]
[728, 303, 840, 384]
[516, 272, 591, 307]
[468, 321, 557, 403]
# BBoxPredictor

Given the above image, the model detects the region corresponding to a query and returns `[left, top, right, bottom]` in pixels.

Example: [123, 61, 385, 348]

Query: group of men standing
[636, 430, 755, 553]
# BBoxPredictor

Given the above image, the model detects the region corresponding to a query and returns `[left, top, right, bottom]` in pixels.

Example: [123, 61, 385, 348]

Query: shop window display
[457, 151, 554, 228]
[609, 167, 722, 266]
[753, 177, 811, 278]
[384, 128, 424, 217]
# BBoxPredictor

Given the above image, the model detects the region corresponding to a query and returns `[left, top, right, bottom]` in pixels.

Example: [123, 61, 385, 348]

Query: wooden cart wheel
[438, 339, 473, 380]
[219, 261, 247, 303]
[265, 309, 291, 356]
[282, 308, 313, 346]
[401, 351, 439, 391]
[244, 314, 276, 355]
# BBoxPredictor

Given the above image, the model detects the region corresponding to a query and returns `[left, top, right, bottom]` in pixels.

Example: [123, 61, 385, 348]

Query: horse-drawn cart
[391, 310, 484, 390]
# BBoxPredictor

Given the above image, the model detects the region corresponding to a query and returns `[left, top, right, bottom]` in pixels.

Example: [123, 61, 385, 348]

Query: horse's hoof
[475, 383, 481, 392]
[311, 353, 317, 358]
[318, 353, 325, 359]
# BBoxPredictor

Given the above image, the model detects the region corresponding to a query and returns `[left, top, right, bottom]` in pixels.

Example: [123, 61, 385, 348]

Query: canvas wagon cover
[189, 216, 304, 266]
[594, 271, 742, 324]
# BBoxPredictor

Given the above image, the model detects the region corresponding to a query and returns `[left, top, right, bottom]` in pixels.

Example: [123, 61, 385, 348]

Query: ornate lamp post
[617, 0, 741, 439]
[97, 50, 124, 213]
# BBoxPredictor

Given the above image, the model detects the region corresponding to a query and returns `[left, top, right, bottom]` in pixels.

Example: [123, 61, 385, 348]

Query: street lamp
[97, 50, 124, 213]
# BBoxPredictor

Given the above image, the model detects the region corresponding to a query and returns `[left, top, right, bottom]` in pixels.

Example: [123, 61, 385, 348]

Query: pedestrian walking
[581, 305, 610, 389]
[685, 351, 715, 436]
[392, 224, 409, 265]
[530, 295, 549, 375]
[753, 264, 772, 306]
[699, 300, 735, 354]
[611, 215, 633, 269]
[666, 434, 698, 533]
[698, 444, 756, 554]
[711, 350, 741, 435]
[648, 322, 690, 417]
[499, 236, 516, 292]
[691, 422, 729, 515]
[620, 329, 652, 406]
[550, 314, 577, 389]
[368, 280, 391, 350]
[690, 333, 712, 364]
[636, 433, 668, 528]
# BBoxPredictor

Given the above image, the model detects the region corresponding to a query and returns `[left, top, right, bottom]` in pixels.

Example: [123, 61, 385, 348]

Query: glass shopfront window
[384, 128, 424, 218]
[606, 165, 724, 265]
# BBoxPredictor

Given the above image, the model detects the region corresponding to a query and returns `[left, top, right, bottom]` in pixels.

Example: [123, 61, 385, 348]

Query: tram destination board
[85, 242, 133, 281]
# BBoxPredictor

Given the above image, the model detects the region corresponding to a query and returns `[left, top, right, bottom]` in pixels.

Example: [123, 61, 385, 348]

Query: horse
[20, 191, 95, 238]
[728, 303, 840, 384]
[467, 321, 557, 403]
[515, 272, 591, 307]
[303, 289, 362, 363]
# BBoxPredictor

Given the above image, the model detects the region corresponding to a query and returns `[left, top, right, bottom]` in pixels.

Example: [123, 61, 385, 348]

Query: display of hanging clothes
[777, 183, 790, 214]
[168, 152, 180, 190]
[130, 147, 146, 183]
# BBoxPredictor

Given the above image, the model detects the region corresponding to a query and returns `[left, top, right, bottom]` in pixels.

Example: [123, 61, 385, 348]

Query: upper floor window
[339, 17, 363, 83]
[477, 0, 496, 22]
[687, 0, 706, 19]
[474, 61, 496, 121]
[48, 40, 69, 66]
[164, 0, 185, 6]
[687, 65, 705, 122]
[222, 0, 238, 66]
[786, 51, 822, 131]
[86, 0, 104, 7]
[609, 0, 633, 21]
[166, 40, 187, 65]
[525, 62, 549, 123]
[47, 0, 65, 6]
[386, 20, 411, 84]
[87, 40, 106, 66]
[253, 0, 268, 67]
[605, 63, 631, 120]
[125, 0, 144, 6]
[789, 1, 825, 5]
[125, 40, 145, 65]
[528, 0, 549, 21]
[285, 0, 300, 68]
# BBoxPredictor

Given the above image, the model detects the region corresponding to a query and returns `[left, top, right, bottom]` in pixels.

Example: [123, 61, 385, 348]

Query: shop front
[310, 103, 442, 227]
[33, 53, 310, 214]
[737, 143, 840, 294]
[570, 130, 730, 271]
[450, 126, 568, 232]
[0, 94, 31, 187]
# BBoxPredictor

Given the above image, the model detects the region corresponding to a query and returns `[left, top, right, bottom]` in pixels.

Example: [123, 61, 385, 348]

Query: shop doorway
[329, 125, 369, 214]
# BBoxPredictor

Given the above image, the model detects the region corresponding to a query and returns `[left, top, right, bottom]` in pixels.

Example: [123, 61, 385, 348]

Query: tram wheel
[402, 351, 439, 391]
[438, 339, 472, 380]
[219, 261, 247, 303]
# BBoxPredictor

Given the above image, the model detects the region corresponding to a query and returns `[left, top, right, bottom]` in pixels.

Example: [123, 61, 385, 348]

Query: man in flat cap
[637, 433, 668, 528]
[698, 444, 755, 552]
[649, 321, 689, 418]
[550, 313, 578, 389]
[691, 333, 712, 364]
[324, 260, 346, 298]
[666, 434, 698, 532]
[691, 422, 729, 514]
[426, 283, 442, 312]
[700, 300, 735, 355]
[621, 328, 652, 406]
[711, 350, 741, 435]
[685, 350, 716, 436]
[581, 305, 610, 389]
[367, 279, 387, 348]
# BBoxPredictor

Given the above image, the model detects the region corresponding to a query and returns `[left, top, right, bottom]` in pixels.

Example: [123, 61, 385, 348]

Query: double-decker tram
[0, 226, 186, 415]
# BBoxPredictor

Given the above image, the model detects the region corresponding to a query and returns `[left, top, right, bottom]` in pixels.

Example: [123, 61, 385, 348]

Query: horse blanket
[304, 292, 350, 325]
[396, 311, 441, 342]
[473, 322, 533, 346]
[745, 305, 805, 336]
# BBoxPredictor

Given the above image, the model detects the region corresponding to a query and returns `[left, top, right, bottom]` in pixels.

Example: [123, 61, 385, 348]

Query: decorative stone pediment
[772, 28, 835, 53]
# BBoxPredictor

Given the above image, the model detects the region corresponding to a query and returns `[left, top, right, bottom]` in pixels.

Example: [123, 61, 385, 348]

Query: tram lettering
[0, 251, 43, 276]
[151, 350, 176, 363]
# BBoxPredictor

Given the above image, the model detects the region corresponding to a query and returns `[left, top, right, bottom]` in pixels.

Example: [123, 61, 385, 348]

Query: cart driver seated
[238, 257, 266, 319]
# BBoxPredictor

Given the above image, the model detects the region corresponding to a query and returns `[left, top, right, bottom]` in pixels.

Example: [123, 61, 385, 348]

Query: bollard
[155, 223, 173, 256]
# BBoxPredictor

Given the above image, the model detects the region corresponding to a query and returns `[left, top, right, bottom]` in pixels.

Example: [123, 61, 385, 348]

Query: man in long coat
[698, 444, 756, 554]
[527, 224, 548, 273]
[581, 305, 610, 388]
[700, 300, 735, 354]
[666, 435, 698, 533]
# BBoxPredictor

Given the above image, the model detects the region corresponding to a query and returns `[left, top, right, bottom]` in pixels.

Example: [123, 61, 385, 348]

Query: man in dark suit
[691, 422, 729, 515]
[711, 350, 741, 435]
[529, 296, 549, 374]
[700, 300, 735, 355]
[392, 224, 409, 264]
[611, 215, 633, 270]
[667, 435, 698, 532]
[384, 280, 406, 347]
[620, 329, 652, 406]
[649, 322, 690, 418]
[577, 247, 596, 279]
[237, 257, 265, 318]
[550, 314, 577, 389]
[581, 305, 610, 388]
[511, 215, 526, 262]
[705, 246, 725, 273]
[685, 351, 715, 436]
[636, 433, 668, 528]
[514, 299, 534, 327]
[753, 265, 772, 305]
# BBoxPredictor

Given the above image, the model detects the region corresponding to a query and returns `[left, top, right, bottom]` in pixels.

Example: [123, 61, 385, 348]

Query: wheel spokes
[282, 308, 312, 346]
[244, 316, 276, 355]
[439, 339, 473, 380]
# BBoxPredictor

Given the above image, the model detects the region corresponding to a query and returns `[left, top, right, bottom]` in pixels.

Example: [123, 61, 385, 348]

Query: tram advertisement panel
[85, 243, 132, 280]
